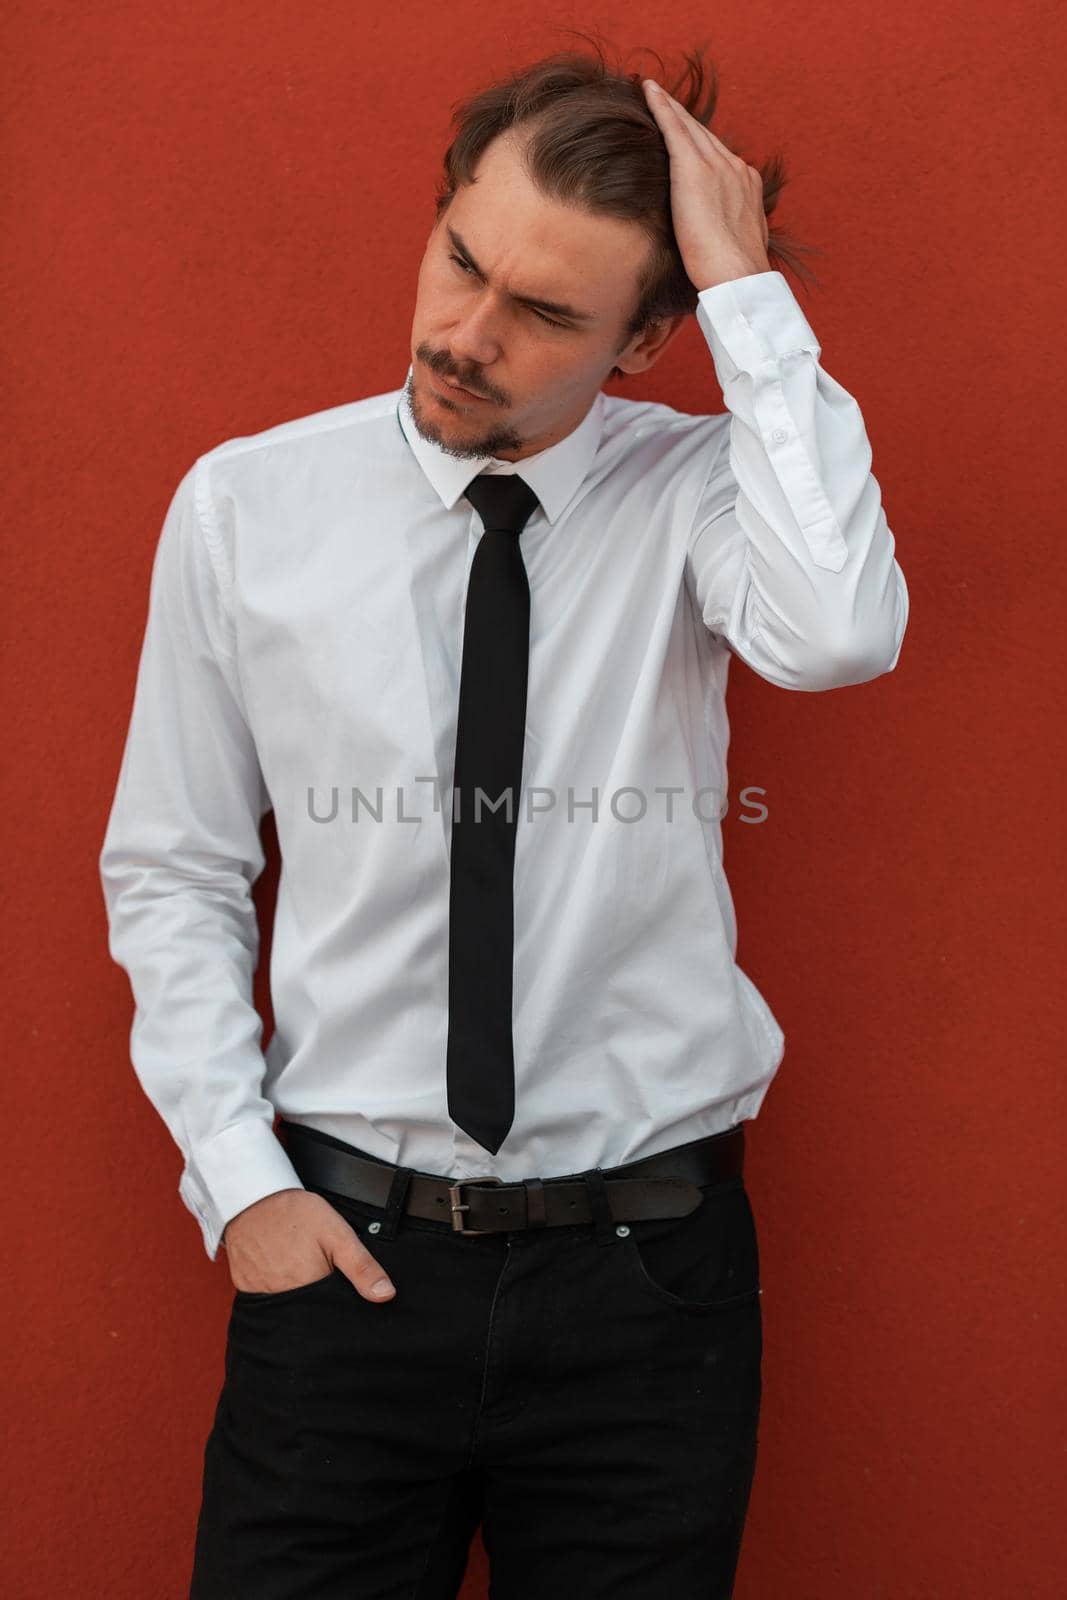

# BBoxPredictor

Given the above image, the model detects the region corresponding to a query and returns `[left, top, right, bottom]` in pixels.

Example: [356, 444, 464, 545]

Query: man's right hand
[221, 1188, 396, 1301]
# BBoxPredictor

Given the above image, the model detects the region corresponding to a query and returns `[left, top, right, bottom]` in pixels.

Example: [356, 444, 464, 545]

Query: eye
[448, 253, 568, 329]
[529, 308, 568, 329]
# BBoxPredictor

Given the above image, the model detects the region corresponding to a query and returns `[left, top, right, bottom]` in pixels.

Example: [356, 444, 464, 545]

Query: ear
[612, 311, 689, 376]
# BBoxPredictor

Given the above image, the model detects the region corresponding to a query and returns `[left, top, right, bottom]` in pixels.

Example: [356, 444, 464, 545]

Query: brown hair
[433, 33, 823, 381]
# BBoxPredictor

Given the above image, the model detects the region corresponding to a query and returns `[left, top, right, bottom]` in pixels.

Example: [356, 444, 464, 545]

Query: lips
[444, 377, 484, 399]
[430, 367, 487, 401]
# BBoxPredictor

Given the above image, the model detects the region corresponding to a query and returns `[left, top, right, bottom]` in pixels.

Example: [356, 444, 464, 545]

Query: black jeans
[189, 1134, 763, 1599]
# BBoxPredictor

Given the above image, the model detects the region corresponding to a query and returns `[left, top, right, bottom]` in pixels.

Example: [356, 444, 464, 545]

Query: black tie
[446, 470, 541, 1154]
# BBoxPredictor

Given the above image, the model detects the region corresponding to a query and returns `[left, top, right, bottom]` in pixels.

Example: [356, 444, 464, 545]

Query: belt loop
[523, 1177, 547, 1229]
[376, 1165, 413, 1241]
[581, 1167, 619, 1246]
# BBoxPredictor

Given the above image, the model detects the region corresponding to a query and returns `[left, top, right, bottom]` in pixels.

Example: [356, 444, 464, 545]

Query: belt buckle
[448, 1176, 505, 1235]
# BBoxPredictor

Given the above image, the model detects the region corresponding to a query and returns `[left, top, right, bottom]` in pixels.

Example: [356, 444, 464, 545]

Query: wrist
[694, 256, 773, 291]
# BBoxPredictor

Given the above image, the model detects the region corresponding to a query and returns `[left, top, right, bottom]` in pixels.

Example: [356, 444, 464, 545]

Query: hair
[433, 33, 824, 381]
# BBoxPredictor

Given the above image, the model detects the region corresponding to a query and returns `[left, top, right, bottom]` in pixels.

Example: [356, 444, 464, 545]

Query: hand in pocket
[223, 1188, 397, 1302]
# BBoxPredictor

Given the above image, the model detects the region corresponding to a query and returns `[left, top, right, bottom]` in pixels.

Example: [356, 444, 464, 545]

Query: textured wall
[4, 3, 1062, 1596]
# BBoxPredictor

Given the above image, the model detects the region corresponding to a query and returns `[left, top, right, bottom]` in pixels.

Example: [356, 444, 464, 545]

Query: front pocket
[619, 1179, 761, 1313]
[232, 1266, 342, 1304]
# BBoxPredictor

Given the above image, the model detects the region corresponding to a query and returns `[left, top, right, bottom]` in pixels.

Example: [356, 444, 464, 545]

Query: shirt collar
[396, 364, 606, 526]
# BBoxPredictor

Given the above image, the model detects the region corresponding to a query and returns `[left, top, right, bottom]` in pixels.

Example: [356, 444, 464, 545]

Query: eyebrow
[445, 226, 597, 323]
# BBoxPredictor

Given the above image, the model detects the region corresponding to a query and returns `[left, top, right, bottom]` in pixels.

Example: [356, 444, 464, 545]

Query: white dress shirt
[99, 269, 909, 1260]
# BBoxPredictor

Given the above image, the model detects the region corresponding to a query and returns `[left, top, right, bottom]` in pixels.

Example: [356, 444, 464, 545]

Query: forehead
[445, 138, 650, 315]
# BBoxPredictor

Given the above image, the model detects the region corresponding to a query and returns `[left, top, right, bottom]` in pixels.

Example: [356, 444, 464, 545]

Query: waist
[277, 1116, 748, 1236]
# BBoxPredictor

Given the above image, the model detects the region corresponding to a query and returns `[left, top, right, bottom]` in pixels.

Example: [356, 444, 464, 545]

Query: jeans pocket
[232, 1266, 343, 1305]
[619, 1177, 761, 1313]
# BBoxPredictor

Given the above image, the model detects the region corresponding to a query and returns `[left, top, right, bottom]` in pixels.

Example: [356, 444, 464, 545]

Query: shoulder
[194, 386, 405, 492]
[598, 388, 727, 484]
[181, 387, 404, 574]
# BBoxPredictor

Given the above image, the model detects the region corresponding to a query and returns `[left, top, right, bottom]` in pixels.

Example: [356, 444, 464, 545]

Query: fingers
[643, 80, 705, 158]
[642, 77, 769, 252]
[337, 1231, 397, 1302]
[643, 80, 751, 171]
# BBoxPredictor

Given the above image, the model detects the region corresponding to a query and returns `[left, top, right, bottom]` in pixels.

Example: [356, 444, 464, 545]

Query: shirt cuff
[695, 270, 821, 384]
[179, 1116, 306, 1261]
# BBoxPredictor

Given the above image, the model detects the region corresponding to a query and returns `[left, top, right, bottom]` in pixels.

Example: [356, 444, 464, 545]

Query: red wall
[5, 6, 1062, 1596]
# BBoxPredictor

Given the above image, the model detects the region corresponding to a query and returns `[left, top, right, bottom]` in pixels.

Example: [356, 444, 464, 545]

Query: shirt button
[771, 427, 789, 444]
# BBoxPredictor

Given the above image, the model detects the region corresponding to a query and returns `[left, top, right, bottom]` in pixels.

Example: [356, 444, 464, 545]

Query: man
[100, 46, 908, 1600]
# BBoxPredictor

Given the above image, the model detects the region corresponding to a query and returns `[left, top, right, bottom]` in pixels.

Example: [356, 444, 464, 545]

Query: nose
[445, 306, 501, 383]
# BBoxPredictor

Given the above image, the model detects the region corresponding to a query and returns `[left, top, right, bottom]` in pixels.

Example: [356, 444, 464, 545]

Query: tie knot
[463, 471, 540, 536]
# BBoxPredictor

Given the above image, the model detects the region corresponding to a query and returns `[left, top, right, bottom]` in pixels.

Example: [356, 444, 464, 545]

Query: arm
[98, 457, 304, 1261]
[640, 78, 908, 690]
[687, 269, 909, 690]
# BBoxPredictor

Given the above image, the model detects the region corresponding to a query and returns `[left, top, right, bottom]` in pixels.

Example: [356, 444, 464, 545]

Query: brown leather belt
[278, 1117, 745, 1236]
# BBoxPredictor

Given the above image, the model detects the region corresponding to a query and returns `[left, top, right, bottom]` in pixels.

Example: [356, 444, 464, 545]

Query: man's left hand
[642, 79, 773, 290]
